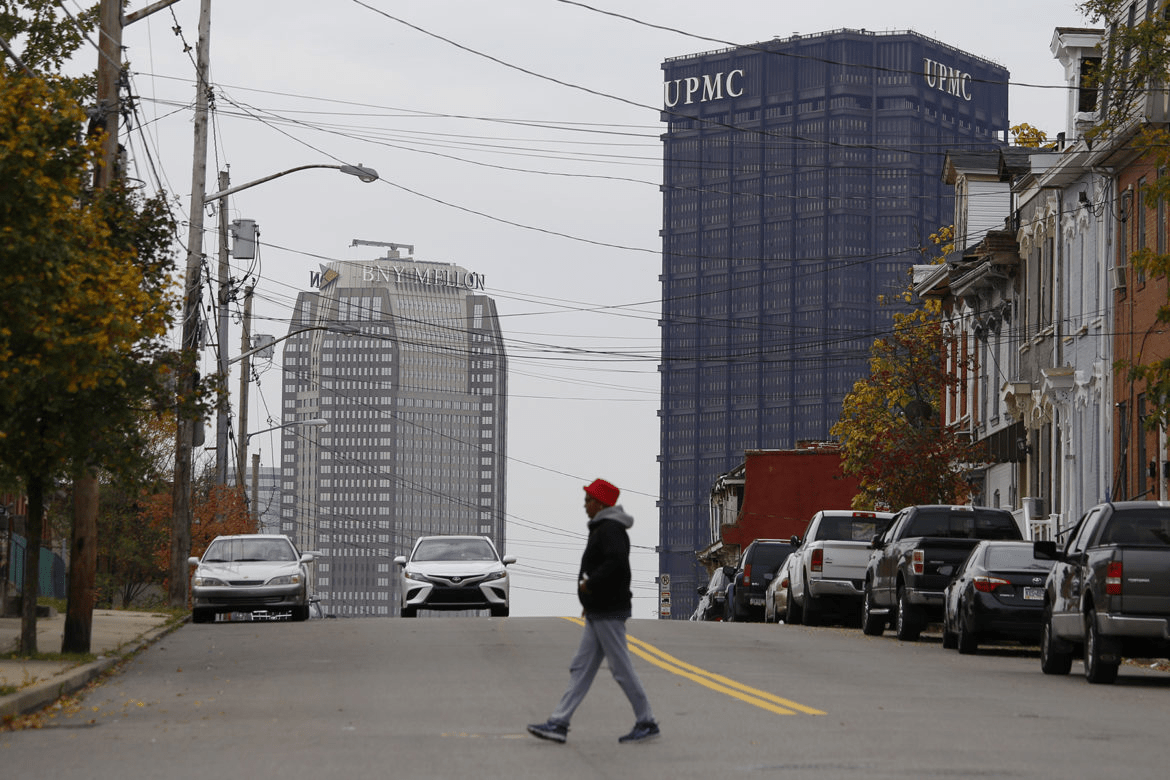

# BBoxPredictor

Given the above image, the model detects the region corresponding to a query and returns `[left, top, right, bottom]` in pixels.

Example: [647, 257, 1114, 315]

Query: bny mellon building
[279, 247, 507, 617]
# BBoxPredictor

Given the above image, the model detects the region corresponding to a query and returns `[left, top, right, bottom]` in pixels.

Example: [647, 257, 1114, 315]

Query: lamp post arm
[229, 324, 357, 365]
[246, 419, 327, 444]
[205, 165, 338, 203]
[203, 163, 377, 203]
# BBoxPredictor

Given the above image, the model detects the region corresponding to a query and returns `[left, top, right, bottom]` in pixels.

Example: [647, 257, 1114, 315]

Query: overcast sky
[99, 0, 1092, 617]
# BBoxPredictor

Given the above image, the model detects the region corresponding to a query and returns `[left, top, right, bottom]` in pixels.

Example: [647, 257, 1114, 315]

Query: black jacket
[577, 505, 634, 616]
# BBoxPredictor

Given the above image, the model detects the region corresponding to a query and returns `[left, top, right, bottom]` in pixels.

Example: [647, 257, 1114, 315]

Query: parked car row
[702, 502, 1170, 685]
[692, 539, 797, 622]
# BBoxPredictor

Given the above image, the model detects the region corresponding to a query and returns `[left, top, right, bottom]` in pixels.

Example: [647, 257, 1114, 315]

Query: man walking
[527, 478, 660, 744]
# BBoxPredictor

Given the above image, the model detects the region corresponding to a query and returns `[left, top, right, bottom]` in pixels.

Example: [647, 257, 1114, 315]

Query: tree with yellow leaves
[0, 68, 178, 652]
[831, 227, 974, 510]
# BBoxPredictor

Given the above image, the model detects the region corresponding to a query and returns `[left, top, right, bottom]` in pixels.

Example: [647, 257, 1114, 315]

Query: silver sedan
[188, 534, 314, 623]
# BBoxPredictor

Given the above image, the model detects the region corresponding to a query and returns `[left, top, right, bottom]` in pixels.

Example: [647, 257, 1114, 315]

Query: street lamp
[213, 167, 378, 488]
[203, 163, 378, 202]
[172, 162, 379, 608]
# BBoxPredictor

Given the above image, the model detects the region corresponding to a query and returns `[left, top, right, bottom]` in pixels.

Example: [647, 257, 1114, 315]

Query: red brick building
[1113, 154, 1170, 501]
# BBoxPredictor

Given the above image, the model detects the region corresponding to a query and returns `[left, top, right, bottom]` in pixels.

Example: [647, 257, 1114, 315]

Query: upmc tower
[657, 30, 1008, 617]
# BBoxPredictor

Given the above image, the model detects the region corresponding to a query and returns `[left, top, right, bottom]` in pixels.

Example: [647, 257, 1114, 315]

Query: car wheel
[941, 610, 958, 649]
[1039, 610, 1073, 675]
[956, 604, 978, 655]
[861, 585, 884, 636]
[895, 584, 922, 642]
[786, 587, 802, 625]
[192, 608, 214, 624]
[490, 604, 509, 617]
[291, 605, 310, 622]
[1084, 608, 1119, 684]
[401, 605, 417, 618]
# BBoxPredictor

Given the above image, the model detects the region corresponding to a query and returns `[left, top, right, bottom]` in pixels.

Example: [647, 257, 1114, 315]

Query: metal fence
[5, 533, 67, 600]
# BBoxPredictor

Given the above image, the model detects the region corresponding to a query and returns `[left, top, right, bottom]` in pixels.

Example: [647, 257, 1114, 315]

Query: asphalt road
[1, 616, 1167, 779]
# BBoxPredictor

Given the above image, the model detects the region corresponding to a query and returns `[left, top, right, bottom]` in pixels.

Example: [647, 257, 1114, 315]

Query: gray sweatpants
[549, 615, 655, 727]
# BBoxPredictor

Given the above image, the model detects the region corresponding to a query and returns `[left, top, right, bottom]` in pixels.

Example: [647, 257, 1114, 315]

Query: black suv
[729, 539, 796, 622]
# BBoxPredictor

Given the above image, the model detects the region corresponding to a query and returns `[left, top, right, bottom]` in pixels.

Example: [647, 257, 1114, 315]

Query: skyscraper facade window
[658, 30, 1009, 617]
[280, 251, 507, 617]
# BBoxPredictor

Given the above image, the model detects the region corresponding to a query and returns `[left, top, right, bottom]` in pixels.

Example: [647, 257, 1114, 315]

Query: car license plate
[750, 598, 765, 606]
[1023, 587, 1044, 601]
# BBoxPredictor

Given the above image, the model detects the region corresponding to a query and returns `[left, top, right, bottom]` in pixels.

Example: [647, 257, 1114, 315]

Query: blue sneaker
[527, 720, 568, 743]
[618, 721, 660, 743]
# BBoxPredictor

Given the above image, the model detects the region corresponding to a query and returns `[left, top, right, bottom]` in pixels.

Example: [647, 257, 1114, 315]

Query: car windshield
[752, 544, 792, 573]
[1100, 509, 1170, 546]
[984, 545, 1055, 572]
[412, 538, 498, 562]
[906, 509, 1020, 539]
[203, 538, 296, 563]
[819, 516, 887, 542]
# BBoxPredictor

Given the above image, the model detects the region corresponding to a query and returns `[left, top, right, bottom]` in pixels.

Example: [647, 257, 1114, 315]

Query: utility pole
[214, 169, 231, 487]
[62, 0, 185, 652]
[170, 0, 213, 608]
[59, 0, 123, 659]
[236, 284, 255, 502]
[251, 453, 261, 533]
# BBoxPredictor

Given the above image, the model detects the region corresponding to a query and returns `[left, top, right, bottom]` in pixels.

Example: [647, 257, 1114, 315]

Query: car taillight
[811, 549, 824, 573]
[780, 577, 789, 588]
[972, 576, 1010, 593]
[912, 549, 924, 575]
[743, 564, 752, 583]
[1106, 561, 1123, 596]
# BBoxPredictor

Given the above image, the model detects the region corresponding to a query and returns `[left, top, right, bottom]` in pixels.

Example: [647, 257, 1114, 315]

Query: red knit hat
[584, 478, 620, 507]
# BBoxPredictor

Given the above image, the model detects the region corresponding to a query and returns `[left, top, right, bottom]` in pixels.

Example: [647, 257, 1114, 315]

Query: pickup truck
[861, 505, 1022, 640]
[786, 510, 894, 626]
[1034, 501, 1170, 684]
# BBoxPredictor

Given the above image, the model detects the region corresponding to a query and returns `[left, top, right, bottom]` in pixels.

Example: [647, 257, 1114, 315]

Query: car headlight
[193, 576, 228, 587]
[484, 570, 507, 581]
[268, 573, 302, 586]
[405, 571, 431, 582]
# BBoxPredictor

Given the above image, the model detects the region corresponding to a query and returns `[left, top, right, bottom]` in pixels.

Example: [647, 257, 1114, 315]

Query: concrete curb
[0, 618, 186, 722]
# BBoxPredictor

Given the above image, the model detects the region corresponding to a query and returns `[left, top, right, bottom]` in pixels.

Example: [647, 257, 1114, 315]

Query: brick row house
[916, 7, 1170, 540]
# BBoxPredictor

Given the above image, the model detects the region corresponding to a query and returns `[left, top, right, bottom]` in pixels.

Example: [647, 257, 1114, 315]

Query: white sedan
[394, 535, 515, 617]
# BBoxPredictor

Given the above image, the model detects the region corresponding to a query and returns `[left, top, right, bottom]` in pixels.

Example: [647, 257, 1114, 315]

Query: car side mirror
[1033, 540, 1060, 561]
[393, 555, 407, 566]
[697, 585, 709, 596]
[790, 535, 802, 547]
[502, 555, 517, 565]
[187, 556, 200, 566]
[870, 534, 882, 549]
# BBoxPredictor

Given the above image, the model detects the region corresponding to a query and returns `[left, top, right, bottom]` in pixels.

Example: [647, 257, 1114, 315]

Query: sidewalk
[0, 608, 180, 721]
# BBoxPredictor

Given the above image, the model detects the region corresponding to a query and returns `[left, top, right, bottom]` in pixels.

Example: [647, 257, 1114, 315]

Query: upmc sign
[923, 57, 973, 101]
[663, 69, 745, 107]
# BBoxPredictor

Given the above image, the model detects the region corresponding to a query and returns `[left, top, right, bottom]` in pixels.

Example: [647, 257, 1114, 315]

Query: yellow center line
[562, 617, 824, 716]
